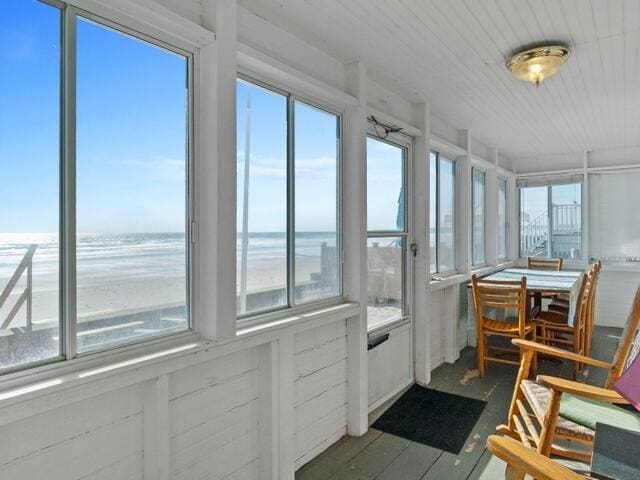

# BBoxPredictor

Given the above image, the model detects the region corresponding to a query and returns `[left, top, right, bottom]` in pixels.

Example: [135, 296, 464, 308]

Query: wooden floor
[296, 326, 621, 480]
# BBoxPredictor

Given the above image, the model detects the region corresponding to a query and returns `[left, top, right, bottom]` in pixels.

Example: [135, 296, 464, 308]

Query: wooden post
[343, 61, 368, 436]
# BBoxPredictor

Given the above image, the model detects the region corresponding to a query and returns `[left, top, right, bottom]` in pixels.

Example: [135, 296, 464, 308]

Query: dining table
[465, 267, 583, 346]
[480, 268, 583, 324]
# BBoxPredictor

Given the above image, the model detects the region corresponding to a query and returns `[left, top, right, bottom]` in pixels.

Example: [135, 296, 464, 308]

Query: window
[472, 168, 486, 265]
[0, 0, 61, 371]
[519, 182, 582, 259]
[236, 79, 341, 317]
[498, 178, 508, 260]
[0, 3, 191, 372]
[76, 18, 189, 352]
[430, 151, 456, 275]
[366, 137, 407, 330]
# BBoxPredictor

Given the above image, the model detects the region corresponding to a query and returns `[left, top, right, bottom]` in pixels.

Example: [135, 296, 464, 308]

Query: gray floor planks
[295, 326, 620, 480]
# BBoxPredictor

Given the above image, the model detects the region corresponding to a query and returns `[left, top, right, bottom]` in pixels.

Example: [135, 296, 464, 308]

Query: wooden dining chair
[486, 435, 586, 480]
[535, 271, 591, 378]
[498, 284, 640, 463]
[548, 262, 602, 359]
[471, 275, 536, 378]
[528, 257, 563, 271]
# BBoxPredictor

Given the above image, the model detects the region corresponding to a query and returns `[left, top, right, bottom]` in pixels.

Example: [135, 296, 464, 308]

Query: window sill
[237, 301, 360, 338]
[0, 301, 360, 416]
[429, 273, 468, 291]
[367, 315, 410, 336]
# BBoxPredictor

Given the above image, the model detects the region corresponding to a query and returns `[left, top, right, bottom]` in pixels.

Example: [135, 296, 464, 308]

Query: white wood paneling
[0, 386, 143, 479]
[238, 0, 640, 170]
[293, 321, 348, 469]
[595, 269, 640, 328]
[367, 323, 413, 410]
[169, 349, 260, 480]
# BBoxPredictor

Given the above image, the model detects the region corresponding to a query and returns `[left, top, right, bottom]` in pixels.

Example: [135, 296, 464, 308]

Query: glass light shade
[507, 46, 570, 86]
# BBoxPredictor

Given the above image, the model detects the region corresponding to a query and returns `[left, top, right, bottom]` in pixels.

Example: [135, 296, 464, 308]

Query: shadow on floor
[295, 326, 621, 480]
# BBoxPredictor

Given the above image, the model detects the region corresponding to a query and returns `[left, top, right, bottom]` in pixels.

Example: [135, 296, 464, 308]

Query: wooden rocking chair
[497, 284, 640, 463]
[486, 435, 586, 480]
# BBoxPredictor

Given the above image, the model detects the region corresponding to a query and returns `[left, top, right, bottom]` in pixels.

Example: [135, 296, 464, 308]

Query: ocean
[0, 231, 338, 287]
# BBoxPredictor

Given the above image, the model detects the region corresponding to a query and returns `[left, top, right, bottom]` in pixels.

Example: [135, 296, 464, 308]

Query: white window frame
[498, 176, 508, 262]
[0, 0, 196, 378]
[235, 74, 344, 325]
[471, 167, 487, 267]
[517, 181, 584, 262]
[430, 150, 457, 277]
[365, 132, 413, 332]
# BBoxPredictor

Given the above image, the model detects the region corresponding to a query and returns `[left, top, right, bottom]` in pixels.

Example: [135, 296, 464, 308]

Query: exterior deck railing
[521, 204, 581, 258]
[0, 244, 37, 330]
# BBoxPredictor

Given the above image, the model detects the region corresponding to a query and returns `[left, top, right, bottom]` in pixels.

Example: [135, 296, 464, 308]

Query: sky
[1, 0, 187, 235]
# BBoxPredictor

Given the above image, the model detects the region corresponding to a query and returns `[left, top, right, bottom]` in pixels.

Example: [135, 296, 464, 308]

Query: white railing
[0, 244, 37, 330]
[521, 204, 581, 257]
[521, 213, 548, 256]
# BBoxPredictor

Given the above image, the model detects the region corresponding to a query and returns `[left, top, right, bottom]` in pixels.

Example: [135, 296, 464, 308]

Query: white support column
[200, 0, 237, 339]
[343, 61, 368, 436]
[582, 151, 590, 263]
[456, 130, 472, 274]
[507, 175, 519, 262]
[277, 334, 295, 480]
[412, 102, 431, 386]
[485, 147, 499, 267]
[143, 375, 170, 480]
[258, 341, 279, 480]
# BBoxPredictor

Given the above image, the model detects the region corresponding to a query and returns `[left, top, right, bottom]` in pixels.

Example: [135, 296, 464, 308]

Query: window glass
[472, 168, 486, 265]
[429, 153, 437, 273]
[367, 237, 404, 329]
[367, 138, 405, 231]
[519, 183, 582, 259]
[438, 158, 455, 271]
[294, 101, 340, 303]
[498, 178, 507, 260]
[0, 0, 61, 370]
[76, 18, 189, 352]
[520, 186, 548, 257]
[236, 80, 288, 315]
[551, 183, 582, 259]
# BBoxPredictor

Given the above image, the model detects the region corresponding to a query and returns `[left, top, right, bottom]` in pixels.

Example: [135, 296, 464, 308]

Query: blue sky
[1, 1, 187, 234]
[237, 80, 341, 233]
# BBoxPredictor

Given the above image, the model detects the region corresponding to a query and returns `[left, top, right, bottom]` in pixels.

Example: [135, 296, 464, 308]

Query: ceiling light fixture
[506, 45, 570, 86]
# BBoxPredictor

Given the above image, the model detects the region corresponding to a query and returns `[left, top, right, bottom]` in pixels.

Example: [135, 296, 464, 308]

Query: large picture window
[236, 79, 341, 317]
[472, 168, 486, 266]
[519, 182, 582, 260]
[430, 151, 456, 275]
[0, 2, 191, 373]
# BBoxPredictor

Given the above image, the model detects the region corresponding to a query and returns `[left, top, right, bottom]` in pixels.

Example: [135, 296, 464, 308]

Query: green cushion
[559, 394, 640, 433]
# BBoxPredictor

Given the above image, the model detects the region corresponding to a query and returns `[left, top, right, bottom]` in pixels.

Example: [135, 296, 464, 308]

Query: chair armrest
[486, 435, 585, 480]
[512, 339, 614, 370]
[537, 375, 627, 404]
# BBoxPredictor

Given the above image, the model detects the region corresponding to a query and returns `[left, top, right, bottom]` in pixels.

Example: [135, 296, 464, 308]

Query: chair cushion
[520, 380, 594, 441]
[559, 394, 640, 433]
[520, 380, 640, 443]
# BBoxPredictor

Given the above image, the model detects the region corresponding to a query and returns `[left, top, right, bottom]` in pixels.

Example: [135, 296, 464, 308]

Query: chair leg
[505, 465, 526, 480]
[478, 328, 486, 378]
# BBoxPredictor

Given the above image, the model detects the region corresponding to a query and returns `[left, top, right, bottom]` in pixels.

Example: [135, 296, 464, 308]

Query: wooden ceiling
[238, 0, 640, 168]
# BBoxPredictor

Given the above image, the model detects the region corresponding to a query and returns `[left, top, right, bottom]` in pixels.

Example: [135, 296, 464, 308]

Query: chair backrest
[571, 272, 589, 328]
[607, 284, 640, 387]
[528, 257, 563, 271]
[471, 274, 528, 337]
[587, 261, 602, 327]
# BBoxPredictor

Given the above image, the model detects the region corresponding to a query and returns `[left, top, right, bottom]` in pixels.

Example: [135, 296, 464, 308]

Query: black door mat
[371, 384, 487, 454]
